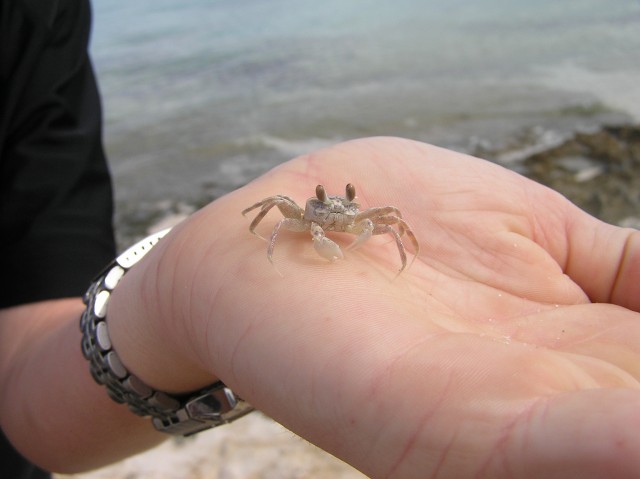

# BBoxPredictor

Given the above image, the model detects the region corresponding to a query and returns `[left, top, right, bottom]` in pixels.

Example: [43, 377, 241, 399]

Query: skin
[1, 137, 639, 477]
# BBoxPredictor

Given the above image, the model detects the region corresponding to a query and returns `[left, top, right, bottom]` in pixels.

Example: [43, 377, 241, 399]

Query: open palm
[154, 137, 640, 478]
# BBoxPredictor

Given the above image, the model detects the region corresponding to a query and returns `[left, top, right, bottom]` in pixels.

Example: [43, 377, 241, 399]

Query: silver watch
[80, 228, 254, 436]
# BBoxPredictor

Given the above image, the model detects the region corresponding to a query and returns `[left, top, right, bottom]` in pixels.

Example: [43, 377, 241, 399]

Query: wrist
[80, 228, 253, 435]
[105, 231, 216, 393]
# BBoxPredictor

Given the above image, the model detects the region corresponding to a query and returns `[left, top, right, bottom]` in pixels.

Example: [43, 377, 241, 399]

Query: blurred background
[91, 0, 640, 247]
[60, 1, 640, 477]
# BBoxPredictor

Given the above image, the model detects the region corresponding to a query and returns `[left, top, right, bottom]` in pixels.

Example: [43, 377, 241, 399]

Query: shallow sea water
[91, 0, 640, 211]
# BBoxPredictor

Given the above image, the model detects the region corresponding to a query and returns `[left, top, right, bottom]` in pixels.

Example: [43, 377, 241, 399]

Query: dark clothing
[1, 430, 50, 479]
[0, 0, 115, 308]
[1, 0, 116, 477]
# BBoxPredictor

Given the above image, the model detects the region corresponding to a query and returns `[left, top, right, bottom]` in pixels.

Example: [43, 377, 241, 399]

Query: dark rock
[522, 125, 640, 225]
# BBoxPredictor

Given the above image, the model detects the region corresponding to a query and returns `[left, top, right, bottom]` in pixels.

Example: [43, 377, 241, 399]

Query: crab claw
[311, 223, 343, 262]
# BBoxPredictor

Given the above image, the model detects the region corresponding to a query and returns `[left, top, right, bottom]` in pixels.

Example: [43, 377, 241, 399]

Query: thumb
[563, 210, 640, 312]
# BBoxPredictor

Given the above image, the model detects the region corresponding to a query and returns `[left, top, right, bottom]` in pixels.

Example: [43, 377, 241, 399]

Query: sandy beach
[55, 413, 365, 479]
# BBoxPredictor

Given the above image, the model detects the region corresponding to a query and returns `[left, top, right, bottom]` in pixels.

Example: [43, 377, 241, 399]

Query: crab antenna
[346, 183, 356, 202]
[316, 184, 328, 203]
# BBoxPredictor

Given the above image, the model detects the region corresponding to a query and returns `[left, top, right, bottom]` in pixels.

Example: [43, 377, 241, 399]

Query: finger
[487, 303, 640, 381]
[563, 210, 640, 312]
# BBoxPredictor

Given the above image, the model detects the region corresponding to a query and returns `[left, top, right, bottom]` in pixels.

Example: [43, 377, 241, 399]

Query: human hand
[112, 137, 640, 478]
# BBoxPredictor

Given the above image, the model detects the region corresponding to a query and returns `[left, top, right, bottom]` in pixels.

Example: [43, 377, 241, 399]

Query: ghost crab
[241, 183, 419, 275]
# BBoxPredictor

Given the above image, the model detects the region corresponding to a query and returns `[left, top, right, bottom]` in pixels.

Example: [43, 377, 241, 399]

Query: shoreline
[476, 123, 640, 228]
[114, 122, 640, 248]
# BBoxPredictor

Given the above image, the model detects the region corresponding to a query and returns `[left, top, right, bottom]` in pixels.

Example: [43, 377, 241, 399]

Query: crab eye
[346, 183, 356, 202]
[316, 184, 327, 203]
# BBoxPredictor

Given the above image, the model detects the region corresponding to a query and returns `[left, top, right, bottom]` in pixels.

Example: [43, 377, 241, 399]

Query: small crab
[241, 183, 419, 275]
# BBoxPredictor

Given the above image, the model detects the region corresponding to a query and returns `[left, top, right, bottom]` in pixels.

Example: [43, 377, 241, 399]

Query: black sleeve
[0, 0, 116, 308]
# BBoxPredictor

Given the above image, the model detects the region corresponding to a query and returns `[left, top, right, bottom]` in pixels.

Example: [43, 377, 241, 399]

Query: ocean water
[90, 0, 640, 207]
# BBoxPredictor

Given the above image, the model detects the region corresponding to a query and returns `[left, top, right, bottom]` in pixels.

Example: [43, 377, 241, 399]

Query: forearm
[0, 221, 227, 474]
[0, 299, 165, 473]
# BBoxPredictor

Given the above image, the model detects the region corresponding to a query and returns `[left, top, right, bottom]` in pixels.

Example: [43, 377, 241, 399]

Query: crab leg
[246, 202, 280, 240]
[241, 195, 299, 220]
[374, 216, 420, 256]
[396, 220, 420, 259]
[355, 206, 403, 222]
[267, 217, 309, 273]
[355, 206, 405, 235]
[373, 224, 408, 274]
[241, 195, 294, 216]
[242, 196, 304, 240]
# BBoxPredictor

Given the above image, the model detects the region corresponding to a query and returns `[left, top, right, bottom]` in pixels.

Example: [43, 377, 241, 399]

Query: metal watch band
[80, 228, 254, 436]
